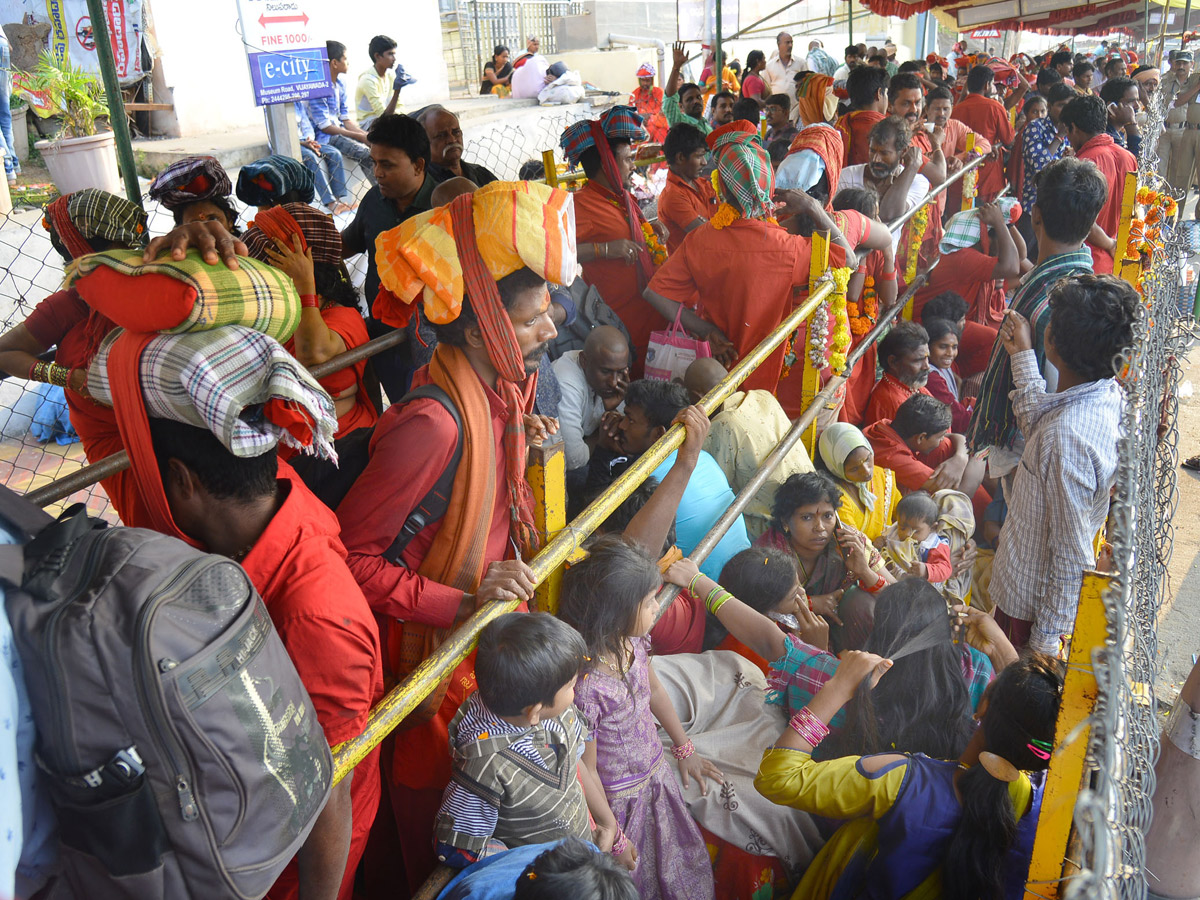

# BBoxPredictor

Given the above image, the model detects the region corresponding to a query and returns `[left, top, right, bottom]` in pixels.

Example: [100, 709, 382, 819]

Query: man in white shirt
[837, 115, 930, 249]
[832, 45, 863, 96]
[552, 325, 631, 475]
[765, 31, 807, 121]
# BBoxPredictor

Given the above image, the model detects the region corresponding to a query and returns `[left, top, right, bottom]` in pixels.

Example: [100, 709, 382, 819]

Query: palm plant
[19, 52, 108, 138]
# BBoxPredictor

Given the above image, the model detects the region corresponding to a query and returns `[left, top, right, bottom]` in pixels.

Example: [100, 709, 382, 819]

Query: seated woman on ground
[665, 559, 1015, 759]
[701, 546, 830, 673]
[817, 422, 900, 544]
[756, 470, 893, 651]
[755, 651, 1062, 900]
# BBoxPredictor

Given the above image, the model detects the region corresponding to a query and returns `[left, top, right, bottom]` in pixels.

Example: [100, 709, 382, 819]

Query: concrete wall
[148, 0, 450, 137]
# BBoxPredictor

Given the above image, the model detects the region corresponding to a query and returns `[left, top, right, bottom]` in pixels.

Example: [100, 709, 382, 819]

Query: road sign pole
[86, 0, 142, 206]
[265, 103, 302, 160]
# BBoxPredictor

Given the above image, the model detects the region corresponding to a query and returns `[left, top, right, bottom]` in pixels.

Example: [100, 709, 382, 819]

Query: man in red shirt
[863, 392, 990, 523]
[887, 72, 946, 264]
[951, 66, 1015, 202]
[1062, 94, 1136, 275]
[562, 106, 664, 375]
[146, 421, 384, 900]
[339, 182, 572, 891]
[836, 65, 889, 165]
[864, 321, 933, 426]
[644, 120, 876, 394]
[912, 201, 1023, 376]
[657, 122, 718, 253]
[926, 86, 992, 214]
[95, 314, 382, 900]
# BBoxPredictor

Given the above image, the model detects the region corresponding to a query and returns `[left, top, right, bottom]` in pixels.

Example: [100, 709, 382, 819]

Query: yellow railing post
[1114, 171, 1141, 289]
[1024, 570, 1111, 899]
[542, 149, 558, 188]
[801, 230, 830, 459]
[526, 441, 567, 614]
[961, 133, 978, 213]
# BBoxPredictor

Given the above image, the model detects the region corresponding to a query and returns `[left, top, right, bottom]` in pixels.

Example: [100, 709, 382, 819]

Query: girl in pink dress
[559, 536, 720, 900]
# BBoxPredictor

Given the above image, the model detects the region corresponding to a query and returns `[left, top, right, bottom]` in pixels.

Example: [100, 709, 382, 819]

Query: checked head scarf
[148, 155, 233, 211]
[44, 190, 148, 260]
[236, 154, 315, 207]
[243, 203, 344, 267]
[939, 198, 1022, 255]
[559, 104, 648, 164]
[707, 120, 775, 220]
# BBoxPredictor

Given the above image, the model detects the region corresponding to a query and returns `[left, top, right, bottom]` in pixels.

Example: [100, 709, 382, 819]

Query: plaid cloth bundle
[88, 325, 337, 460]
[243, 203, 343, 266]
[44, 190, 148, 259]
[559, 105, 647, 164]
[939, 197, 1022, 255]
[148, 156, 233, 211]
[70, 249, 301, 342]
[236, 154, 316, 207]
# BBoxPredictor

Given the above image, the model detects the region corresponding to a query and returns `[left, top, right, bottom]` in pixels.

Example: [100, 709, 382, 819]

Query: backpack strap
[380, 384, 464, 566]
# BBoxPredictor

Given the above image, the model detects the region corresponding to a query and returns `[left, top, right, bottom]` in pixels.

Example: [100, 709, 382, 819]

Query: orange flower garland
[848, 276, 879, 338]
[641, 222, 667, 266]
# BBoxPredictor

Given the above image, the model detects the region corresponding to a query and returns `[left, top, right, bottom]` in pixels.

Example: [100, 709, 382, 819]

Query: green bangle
[705, 586, 732, 614]
[688, 572, 704, 595]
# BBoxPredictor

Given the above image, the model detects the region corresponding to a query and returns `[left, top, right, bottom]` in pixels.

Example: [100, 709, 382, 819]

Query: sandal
[1182, 455, 1200, 471]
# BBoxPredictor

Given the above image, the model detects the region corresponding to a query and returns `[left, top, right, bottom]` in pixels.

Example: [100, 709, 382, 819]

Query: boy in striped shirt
[434, 614, 619, 866]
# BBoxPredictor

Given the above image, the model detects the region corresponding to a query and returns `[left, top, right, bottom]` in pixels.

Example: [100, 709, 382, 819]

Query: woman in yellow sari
[818, 422, 900, 542]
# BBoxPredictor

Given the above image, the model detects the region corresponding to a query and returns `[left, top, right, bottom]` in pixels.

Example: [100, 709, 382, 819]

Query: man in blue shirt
[307, 40, 376, 188]
[295, 102, 355, 213]
[587, 379, 751, 579]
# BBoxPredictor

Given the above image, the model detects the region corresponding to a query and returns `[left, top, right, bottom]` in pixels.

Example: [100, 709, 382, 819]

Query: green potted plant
[18, 52, 120, 194]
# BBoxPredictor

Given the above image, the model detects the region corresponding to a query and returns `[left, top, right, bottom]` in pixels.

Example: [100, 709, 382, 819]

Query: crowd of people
[0, 27, 1156, 900]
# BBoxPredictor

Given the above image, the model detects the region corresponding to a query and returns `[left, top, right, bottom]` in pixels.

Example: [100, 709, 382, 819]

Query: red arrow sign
[259, 12, 309, 27]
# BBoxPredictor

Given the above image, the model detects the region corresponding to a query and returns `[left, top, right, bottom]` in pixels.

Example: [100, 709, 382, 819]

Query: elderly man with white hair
[417, 105, 499, 186]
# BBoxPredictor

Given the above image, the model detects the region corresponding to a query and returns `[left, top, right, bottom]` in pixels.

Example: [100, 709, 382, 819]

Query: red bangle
[299, 293, 319, 309]
[860, 574, 888, 594]
[878, 270, 898, 282]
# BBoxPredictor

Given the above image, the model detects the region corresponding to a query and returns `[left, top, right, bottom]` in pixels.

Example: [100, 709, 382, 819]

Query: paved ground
[1155, 337, 1200, 702]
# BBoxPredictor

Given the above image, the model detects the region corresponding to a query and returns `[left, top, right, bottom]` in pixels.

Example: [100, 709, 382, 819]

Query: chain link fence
[0, 101, 596, 523]
[1065, 91, 1190, 900]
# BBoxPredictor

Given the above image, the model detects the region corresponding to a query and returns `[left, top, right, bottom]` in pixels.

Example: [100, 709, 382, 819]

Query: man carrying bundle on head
[84, 304, 381, 900]
[337, 181, 573, 892]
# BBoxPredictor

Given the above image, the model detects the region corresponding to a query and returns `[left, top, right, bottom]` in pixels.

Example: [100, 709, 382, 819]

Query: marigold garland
[641, 222, 667, 266]
[710, 202, 741, 230]
[848, 276, 879, 337]
[1125, 187, 1178, 296]
[829, 267, 853, 375]
[901, 205, 930, 283]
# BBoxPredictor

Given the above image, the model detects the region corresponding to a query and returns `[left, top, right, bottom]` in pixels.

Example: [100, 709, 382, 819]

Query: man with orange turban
[337, 180, 571, 892]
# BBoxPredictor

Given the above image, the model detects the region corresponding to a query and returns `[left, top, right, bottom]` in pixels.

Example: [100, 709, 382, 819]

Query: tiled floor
[0, 432, 118, 523]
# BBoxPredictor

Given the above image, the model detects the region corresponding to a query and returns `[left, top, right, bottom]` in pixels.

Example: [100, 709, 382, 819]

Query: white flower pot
[35, 131, 122, 195]
[12, 107, 29, 162]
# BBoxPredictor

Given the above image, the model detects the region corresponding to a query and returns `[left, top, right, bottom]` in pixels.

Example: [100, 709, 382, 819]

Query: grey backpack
[3, 504, 333, 899]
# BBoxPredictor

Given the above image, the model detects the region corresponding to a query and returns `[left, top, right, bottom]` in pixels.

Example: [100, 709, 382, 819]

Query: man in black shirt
[341, 114, 437, 399]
